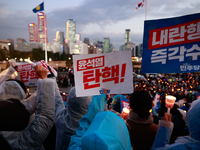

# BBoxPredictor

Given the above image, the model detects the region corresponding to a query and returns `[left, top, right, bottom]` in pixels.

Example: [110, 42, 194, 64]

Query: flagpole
[44, 0, 48, 63]
[145, 0, 147, 20]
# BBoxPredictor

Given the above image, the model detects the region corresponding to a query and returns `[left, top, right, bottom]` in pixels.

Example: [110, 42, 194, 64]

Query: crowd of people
[0, 64, 200, 150]
[56, 68, 75, 88]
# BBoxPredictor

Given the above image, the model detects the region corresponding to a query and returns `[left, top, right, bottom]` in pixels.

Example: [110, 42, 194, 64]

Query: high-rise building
[83, 38, 90, 45]
[109, 43, 114, 52]
[55, 31, 64, 45]
[125, 29, 131, 43]
[28, 23, 38, 42]
[103, 37, 110, 53]
[66, 19, 76, 44]
[69, 41, 88, 54]
[37, 12, 48, 44]
[75, 33, 81, 41]
[17, 38, 26, 43]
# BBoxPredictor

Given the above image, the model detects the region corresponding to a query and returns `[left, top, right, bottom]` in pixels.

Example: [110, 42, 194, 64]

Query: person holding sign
[126, 90, 158, 150]
[0, 64, 56, 150]
[151, 99, 200, 150]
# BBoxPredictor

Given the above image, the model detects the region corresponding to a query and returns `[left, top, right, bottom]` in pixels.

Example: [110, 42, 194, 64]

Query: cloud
[0, 0, 200, 50]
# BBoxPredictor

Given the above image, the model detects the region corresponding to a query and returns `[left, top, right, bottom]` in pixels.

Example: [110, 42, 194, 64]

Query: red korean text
[77, 56, 104, 71]
[83, 63, 126, 90]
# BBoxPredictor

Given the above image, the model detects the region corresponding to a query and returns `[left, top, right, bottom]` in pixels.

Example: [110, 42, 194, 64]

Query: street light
[69, 57, 71, 60]
[20, 58, 23, 62]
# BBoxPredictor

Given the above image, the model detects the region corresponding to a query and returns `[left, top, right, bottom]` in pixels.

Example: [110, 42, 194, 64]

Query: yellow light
[149, 109, 152, 113]
[122, 108, 130, 114]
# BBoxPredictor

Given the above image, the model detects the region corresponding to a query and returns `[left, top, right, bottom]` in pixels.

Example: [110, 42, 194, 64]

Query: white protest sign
[16, 62, 38, 86]
[16, 60, 57, 86]
[73, 50, 133, 97]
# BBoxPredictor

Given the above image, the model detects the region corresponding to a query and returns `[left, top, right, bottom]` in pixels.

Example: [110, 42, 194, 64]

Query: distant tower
[66, 19, 76, 44]
[55, 31, 64, 45]
[103, 37, 110, 53]
[125, 29, 131, 43]
[28, 23, 38, 42]
[83, 38, 90, 45]
[37, 12, 48, 44]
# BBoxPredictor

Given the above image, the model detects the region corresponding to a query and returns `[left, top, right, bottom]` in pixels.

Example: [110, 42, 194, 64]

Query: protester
[157, 102, 186, 143]
[0, 64, 56, 150]
[151, 99, 200, 149]
[126, 90, 158, 150]
[54, 86, 93, 150]
[68, 89, 131, 150]
[111, 94, 127, 115]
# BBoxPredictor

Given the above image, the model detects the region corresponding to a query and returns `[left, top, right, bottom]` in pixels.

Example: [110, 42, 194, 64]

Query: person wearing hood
[0, 64, 56, 150]
[151, 99, 200, 150]
[68, 89, 131, 150]
[55, 86, 93, 150]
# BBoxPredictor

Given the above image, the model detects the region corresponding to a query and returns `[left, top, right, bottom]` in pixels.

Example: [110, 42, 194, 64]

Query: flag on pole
[135, 0, 145, 10]
[32, 2, 44, 13]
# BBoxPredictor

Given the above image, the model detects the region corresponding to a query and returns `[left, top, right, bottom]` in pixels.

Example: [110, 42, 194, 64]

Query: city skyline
[0, 0, 199, 50]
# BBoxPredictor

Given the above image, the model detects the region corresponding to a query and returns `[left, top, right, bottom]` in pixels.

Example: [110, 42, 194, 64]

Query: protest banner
[16, 60, 57, 86]
[142, 12, 200, 73]
[73, 50, 133, 97]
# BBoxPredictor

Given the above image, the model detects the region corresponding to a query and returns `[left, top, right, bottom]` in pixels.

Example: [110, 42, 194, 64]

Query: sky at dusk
[0, 0, 199, 50]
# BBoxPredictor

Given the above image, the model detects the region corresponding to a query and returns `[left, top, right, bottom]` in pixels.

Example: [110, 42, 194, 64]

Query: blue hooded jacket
[68, 93, 131, 150]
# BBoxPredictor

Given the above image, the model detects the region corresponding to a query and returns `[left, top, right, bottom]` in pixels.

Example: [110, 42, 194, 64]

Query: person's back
[68, 90, 132, 150]
[0, 65, 56, 150]
[127, 119, 158, 150]
[55, 86, 92, 150]
[126, 90, 158, 150]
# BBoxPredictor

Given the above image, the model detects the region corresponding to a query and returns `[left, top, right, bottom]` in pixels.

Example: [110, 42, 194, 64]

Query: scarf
[128, 110, 153, 125]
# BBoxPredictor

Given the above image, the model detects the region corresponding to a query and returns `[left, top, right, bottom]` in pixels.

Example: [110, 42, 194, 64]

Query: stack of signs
[16, 60, 57, 86]
[142, 13, 200, 73]
[73, 50, 133, 97]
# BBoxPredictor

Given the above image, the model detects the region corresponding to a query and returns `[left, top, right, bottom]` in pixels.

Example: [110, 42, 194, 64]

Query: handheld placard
[24, 59, 36, 67]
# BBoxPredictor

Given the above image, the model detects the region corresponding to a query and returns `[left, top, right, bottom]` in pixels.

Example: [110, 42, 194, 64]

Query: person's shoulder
[149, 122, 159, 131]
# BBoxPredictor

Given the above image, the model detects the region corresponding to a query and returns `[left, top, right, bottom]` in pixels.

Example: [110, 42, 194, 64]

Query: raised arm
[11, 65, 56, 150]
[151, 113, 174, 150]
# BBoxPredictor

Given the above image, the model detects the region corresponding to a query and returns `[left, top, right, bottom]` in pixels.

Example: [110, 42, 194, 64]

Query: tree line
[0, 47, 73, 67]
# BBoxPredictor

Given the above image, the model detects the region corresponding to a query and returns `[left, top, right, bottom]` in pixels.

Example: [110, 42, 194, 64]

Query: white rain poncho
[0, 66, 19, 85]
[55, 86, 92, 150]
[0, 81, 26, 101]
[0, 78, 56, 150]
